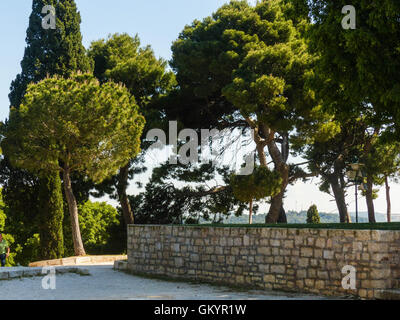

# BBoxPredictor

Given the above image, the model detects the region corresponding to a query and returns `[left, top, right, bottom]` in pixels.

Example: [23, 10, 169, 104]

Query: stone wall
[127, 225, 400, 299]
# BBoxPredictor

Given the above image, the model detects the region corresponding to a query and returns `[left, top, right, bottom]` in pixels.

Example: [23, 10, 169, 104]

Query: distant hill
[223, 210, 392, 224]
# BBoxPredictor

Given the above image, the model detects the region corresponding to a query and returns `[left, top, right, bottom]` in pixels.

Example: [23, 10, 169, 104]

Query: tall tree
[1, 0, 92, 259]
[87, 33, 175, 225]
[303, 0, 400, 222]
[170, 0, 318, 223]
[131, 162, 248, 225]
[360, 136, 400, 223]
[37, 171, 64, 259]
[300, 122, 354, 223]
[2, 74, 145, 256]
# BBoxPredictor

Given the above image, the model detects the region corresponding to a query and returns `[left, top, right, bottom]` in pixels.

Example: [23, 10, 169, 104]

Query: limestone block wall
[127, 225, 400, 299]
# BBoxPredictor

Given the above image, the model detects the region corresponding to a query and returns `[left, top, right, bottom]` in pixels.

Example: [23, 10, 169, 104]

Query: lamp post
[346, 163, 365, 223]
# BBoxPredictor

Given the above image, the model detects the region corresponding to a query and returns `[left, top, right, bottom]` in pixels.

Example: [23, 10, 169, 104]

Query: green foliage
[0, 189, 6, 231]
[37, 172, 64, 260]
[88, 33, 175, 224]
[361, 137, 400, 184]
[3, 73, 145, 184]
[89, 34, 175, 104]
[1, 0, 93, 263]
[88, 33, 175, 127]
[170, 0, 319, 222]
[78, 201, 120, 253]
[78, 201, 119, 249]
[307, 205, 320, 224]
[2, 234, 20, 267]
[13, 234, 40, 266]
[9, 0, 93, 108]
[306, 0, 400, 127]
[231, 167, 282, 203]
[0, 190, 19, 266]
[171, 0, 315, 131]
[62, 201, 124, 256]
[132, 162, 248, 225]
[2, 73, 145, 256]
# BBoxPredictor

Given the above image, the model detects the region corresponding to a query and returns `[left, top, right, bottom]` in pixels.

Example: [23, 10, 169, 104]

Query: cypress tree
[9, 0, 92, 107]
[38, 172, 65, 260]
[2, 0, 92, 260]
[307, 205, 320, 224]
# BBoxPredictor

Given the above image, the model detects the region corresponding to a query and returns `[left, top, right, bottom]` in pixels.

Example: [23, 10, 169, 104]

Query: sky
[0, 0, 399, 217]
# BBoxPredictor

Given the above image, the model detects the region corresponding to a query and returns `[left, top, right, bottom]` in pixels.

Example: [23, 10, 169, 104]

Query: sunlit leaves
[2, 73, 145, 184]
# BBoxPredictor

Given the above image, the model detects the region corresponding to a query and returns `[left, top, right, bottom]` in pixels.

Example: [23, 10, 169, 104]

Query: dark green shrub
[307, 205, 320, 224]
[63, 200, 123, 255]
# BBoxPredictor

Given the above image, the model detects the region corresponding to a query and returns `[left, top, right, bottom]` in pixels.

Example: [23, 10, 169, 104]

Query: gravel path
[0, 265, 336, 300]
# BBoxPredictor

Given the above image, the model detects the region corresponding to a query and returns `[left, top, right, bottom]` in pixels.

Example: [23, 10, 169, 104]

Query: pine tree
[170, 0, 317, 223]
[1, 0, 92, 259]
[88, 33, 175, 225]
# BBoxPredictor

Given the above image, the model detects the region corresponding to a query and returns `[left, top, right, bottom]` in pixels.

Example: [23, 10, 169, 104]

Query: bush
[15, 234, 40, 266]
[307, 205, 320, 224]
[63, 200, 123, 255]
[2, 233, 23, 266]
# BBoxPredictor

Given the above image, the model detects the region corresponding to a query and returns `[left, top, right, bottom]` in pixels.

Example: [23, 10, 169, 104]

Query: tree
[88, 33, 175, 225]
[37, 170, 64, 259]
[2, 74, 145, 256]
[307, 204, 320, 224]
[304, 0, 400, 131]
[303, 0, 400, 222]
[77, 201, 120, 253]
[131, 162, 248, 225]
[360, 137, 400, 223]
[170, 0, 318, 223]
[62, 200, 124, 256]
[1, 0, 93, 260]
[296, 116, 360, 223]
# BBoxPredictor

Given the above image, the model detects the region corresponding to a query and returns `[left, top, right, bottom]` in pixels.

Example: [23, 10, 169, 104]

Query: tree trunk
[365, 175, 376, 223]
[265, 138, 289, 223]
[118, 164, 134, 225]
[266, 184, 288, 223]
[329, 174, 351, 223]
[63, 166, 86, 256]
[248, 121, 289, 224]
[277, 205, 287, 224]
[256, 143, 268, 168]
[249, 199, 253, 225]
[363, 128, 379, 224]
[385, 175, 391, 223]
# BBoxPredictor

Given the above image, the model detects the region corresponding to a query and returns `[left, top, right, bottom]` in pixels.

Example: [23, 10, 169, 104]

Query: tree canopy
[2, 73, 145, 255]
[170, 0, 323, 222]
[88, 33, 176, 225]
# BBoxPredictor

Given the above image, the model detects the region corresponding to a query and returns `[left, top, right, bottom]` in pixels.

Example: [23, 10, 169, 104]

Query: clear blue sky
[0, 0, 399, 217]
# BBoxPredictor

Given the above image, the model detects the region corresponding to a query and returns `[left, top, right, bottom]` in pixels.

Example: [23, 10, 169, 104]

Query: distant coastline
[223, 210, 396, 224]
